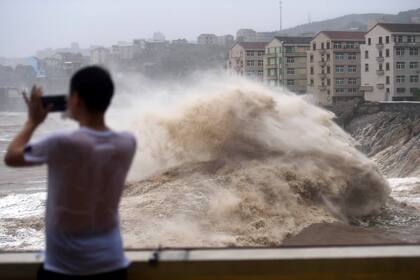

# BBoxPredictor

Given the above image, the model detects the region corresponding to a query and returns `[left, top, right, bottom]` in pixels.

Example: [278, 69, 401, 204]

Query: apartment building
[264, 36, 311, 94]
[197, 34, 218, 45]
[307, 31, 365, 106]
[90, 47, 110, 65]
[228, 42, 267, 81]
[361, 23, 420, 101]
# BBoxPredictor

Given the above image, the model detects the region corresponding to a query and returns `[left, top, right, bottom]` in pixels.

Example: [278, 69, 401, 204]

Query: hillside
[279, 8, 420, 36]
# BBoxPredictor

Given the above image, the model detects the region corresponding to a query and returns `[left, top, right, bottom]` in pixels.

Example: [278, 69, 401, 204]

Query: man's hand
[4, 85, 49, 167]
[24, 86, 50, 127]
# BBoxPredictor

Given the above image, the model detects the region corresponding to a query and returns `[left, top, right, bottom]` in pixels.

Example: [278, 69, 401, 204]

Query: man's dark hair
[70, 66, 114, 113]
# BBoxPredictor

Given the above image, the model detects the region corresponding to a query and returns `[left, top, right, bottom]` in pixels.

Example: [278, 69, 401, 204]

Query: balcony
[376, 43, 384, 50]
[376, 84, 385, 90]
[285, 52, 307, 57]
[376, 56, 385, 63]
[394, 41, 420, 47]
[376, 70, 385, 76]
[318, 73, 327, 79]
[360, 85, 374, 92]
[318, 61, 326, 67]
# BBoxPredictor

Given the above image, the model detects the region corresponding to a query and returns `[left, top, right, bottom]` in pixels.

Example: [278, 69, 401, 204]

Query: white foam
[0, 192, 46, 219]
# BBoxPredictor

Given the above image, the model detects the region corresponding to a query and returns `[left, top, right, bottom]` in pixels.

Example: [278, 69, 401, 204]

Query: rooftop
[374, 23, 420, 33]
[237, 42, 268, 49]
[319, 31, 366, 40]
[274, 36, 312, 44]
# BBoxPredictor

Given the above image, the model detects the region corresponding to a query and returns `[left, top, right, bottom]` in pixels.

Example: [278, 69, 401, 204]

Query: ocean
[0, 75, 419, 251]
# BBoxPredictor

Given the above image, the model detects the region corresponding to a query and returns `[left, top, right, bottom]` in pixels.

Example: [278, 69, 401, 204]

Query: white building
[361, 23, 420, 101]
[152, 32, 166, 42]
[90, 47, 110, 65]
[227, 42, 267, 81]
[197, 34, 218, 45]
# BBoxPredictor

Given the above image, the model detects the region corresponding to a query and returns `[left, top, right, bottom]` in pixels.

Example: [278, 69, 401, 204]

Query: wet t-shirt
[24, 127, 136, 275]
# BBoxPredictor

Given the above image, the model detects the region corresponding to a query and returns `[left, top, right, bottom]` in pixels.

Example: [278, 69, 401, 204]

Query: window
[327, 79, 331, 86]
[396, 48, 405, 56]
[410, 62, 418, 69]
[386, 36, 390, 44]
[257, 70, 263, 76]
[336, 78, 345, 86]
[268, 68, 276, 76]
[386, 76, 390, 85]
[348, 78, 357, 85]
[310, 55, 314, 63]
[409, 48, 419, 56]
[287, 79, 295, 86]
[348, 88, 357, 94]
[396, 62, 405, 70]
[326, 54, 330, 61]
[312, 43, 316, 50]
[268, 57, 276, 65]
[327, 66, 331, 74]
[327, 42, 330, 49]
[386, 49, 390, 57]
[336, 65, 345, 73]
[321, 43, 324, 49]
[310, 79, 314, 86]
[310, 67, 314, 75]
[410, 75, 419, 83]
[334, 42, 342, 49]
[396, 75, 405, 83]
[257, 60, 263, 66]
[345, 42, 355, 49]
[378, 63, 383, 71]
[378, 50, 383, 58]
[397, 36, 403, 43]
[287, 68, 295, 75]
[335, 53, 344, 60]
[368, 38, 371, 45]
[246, 50, 254, 56]
[407, 36, 413, 43]
[286, 57, 295, 64]
[285, 47, 294, 53]
[348, 65, 357, 72]
[386, 63, 390, 71]
[379, 37, 383, 44]
[348, 54, 356, 60]
[365, 51, 369, 59]
[257, 51, 265, 56]
[336, 88, 345, 94]
[397, 87, 406, 94]
[246, 60, 254, 66]
[365, 63, 369, 72]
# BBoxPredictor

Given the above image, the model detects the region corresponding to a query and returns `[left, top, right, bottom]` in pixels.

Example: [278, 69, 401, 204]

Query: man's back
[25, 127, 136, 275]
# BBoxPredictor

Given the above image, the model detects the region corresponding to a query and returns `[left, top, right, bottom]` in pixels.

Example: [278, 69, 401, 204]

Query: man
[4, 66, 136, 279]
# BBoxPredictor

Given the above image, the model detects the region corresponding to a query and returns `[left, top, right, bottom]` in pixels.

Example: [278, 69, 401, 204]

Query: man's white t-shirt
[24, 127, 136, 275]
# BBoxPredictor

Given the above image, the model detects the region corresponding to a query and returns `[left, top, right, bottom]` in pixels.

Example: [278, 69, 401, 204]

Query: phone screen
[41, 95, 67, 112]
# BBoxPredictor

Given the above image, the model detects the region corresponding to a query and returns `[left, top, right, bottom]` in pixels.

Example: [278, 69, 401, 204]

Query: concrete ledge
[1, 245, 420, 279]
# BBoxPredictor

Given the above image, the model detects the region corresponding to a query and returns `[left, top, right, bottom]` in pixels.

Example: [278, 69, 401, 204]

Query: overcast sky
[0, 0, 419, 57]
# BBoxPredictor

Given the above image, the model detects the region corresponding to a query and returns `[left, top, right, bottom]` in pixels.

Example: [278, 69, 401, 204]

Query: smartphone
[41, 95, 67, 112]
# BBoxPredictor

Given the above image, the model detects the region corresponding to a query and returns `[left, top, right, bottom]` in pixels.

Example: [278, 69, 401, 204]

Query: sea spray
[120, 74, 390, 248]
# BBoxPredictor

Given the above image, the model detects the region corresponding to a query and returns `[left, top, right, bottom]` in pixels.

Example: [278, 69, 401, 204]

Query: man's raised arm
[4, 86, 50, 167]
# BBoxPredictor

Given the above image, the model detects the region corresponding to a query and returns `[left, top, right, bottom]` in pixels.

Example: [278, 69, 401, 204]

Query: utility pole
[279, 1, 283, 31]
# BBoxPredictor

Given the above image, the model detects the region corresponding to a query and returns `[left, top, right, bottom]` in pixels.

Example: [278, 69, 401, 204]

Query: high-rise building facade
[264, 36, 311, 94]
[361, 23, 420, 101]
[307, 31, 365, 106]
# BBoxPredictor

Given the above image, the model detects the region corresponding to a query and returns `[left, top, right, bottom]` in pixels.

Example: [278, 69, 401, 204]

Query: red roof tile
[320, 31, 366, 40]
